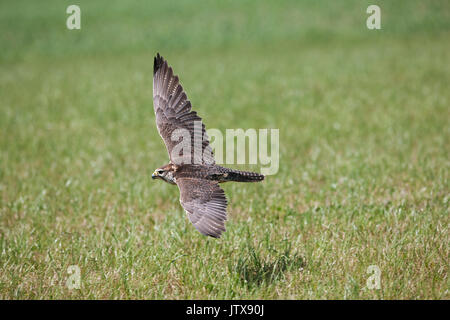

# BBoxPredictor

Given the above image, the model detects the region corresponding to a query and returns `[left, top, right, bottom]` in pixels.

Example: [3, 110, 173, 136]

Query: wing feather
[177, 177, 228, 238]
[153, 53, 215, 165]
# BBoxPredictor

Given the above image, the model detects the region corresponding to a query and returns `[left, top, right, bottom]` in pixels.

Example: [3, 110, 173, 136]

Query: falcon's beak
[152, 171, 158, 179]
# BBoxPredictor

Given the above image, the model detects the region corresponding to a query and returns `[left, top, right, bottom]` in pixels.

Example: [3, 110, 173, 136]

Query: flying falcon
[151, 53, 264, 238]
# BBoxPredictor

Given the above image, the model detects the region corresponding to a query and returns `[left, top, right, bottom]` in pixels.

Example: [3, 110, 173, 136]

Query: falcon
[151, 53, 264, 238]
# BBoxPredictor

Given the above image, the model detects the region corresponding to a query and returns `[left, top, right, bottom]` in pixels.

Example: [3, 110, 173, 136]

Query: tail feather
[225, 169, 264, 182]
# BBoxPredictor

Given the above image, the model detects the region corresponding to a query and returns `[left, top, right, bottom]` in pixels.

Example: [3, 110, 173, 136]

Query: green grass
[0, 0, 449, 299]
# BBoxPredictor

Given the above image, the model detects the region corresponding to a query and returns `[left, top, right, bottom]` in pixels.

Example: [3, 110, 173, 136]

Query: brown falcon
[151, 53, 264, 238]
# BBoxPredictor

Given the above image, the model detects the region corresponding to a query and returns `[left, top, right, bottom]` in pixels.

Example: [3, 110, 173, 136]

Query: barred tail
[225, 169, 265, 182]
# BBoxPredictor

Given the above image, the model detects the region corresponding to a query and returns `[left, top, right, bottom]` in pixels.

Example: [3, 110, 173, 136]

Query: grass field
[0, 0, 449, 299]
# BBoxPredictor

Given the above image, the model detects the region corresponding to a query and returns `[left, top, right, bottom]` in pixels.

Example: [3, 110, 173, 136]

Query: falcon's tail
[220, 168, 265, 183]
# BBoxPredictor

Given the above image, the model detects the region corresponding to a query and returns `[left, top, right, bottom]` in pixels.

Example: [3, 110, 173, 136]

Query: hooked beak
[152, 171, 158, 179]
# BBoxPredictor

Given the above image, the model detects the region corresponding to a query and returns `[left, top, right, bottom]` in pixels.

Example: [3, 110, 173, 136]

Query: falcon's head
[152, 163, 176, 185]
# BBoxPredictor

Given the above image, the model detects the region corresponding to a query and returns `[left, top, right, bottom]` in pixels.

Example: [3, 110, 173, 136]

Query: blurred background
[0, 0, 448, 299]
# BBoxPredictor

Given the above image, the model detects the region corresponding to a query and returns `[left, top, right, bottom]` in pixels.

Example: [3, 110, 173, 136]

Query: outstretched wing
[153, 53, 215, 165]
[176, 177, 228, 238]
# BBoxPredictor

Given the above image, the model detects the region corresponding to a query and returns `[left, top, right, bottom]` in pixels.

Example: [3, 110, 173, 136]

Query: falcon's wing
[176, 177, 228, 238]
[153, 53, 215, 165]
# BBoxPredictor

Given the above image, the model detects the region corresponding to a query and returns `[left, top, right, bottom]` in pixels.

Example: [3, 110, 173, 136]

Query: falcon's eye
[157, 169, 165, 174]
